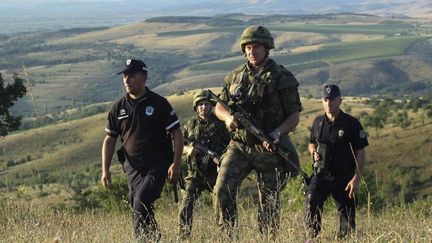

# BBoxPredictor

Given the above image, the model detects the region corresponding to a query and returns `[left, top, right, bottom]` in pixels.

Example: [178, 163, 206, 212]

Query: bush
[76, 176, 129, 212]
[6, 159, 14, 167]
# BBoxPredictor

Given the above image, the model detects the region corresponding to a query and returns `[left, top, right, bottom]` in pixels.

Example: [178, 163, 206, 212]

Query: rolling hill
[1, 91, 431, 206]
[1, 13, 432, 119]
[1, 1, 432, 35]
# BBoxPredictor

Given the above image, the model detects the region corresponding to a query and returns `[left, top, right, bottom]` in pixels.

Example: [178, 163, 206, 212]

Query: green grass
[188, 36, 429, 72]
[271, 23, 414, 35]
[318, 36, 428, 64]
[157, 26, 245, 36]
[2, 95, 432, 202]
[0, 93, 195, 184]
[158, 23, 414, 37]
[1, 95, 432, 242]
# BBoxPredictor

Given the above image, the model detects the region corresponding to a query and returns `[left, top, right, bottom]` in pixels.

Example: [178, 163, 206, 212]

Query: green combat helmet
[193, 90, 216, 110]
[240, 25, 275, 53]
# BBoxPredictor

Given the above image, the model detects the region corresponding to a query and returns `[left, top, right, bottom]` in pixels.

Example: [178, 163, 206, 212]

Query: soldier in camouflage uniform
[213, 26, 302, 238]
[178, 90, 230, 238]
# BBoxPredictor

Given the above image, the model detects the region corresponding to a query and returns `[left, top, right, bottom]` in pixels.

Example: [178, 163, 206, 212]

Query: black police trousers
[123, 159, 168, 238]
[304, 174, 355, 238]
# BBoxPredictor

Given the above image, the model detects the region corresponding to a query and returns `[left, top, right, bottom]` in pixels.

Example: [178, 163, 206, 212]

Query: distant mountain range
[1, 0, 431, 34]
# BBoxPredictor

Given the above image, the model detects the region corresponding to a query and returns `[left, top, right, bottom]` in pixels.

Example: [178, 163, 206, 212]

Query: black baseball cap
[117, 59, 148, 75]
[321, 84, 341, 99]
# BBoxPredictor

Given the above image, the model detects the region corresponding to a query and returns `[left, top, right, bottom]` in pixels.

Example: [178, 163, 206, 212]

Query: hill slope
[1, 92, 431, 204]
[1, 14, 431, 117]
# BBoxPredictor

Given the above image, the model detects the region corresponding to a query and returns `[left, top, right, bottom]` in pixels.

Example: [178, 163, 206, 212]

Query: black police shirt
[309, 110, 368, 177]
[105, 88, 180, 158]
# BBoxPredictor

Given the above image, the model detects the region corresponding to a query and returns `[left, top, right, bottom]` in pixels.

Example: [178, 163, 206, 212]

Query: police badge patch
[145, 106, 154, 116]
[338, 130, 344, 137]
[359, 130, 366, 139]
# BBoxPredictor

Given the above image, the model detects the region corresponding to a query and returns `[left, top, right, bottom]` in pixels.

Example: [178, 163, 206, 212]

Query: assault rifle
[207, 90, 310, 184]
[184, 137, 220, 164]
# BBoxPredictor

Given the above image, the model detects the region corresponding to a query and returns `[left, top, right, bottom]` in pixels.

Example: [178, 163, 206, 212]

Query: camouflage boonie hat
[193, 90, 216, 109]
[240, 26, 275, 53]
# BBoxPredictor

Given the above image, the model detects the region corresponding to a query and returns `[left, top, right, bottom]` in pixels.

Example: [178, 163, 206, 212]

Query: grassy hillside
[157, 22, 414, 36]
[188, 36, 428, 72]
[0, 91, 196, 183]
[1, 92, 431, 204]
[1, 90, 432, 241]
[1, 13, 432, 117]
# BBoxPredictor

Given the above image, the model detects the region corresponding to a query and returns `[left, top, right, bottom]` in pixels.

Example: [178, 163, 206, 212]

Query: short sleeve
[277, 71, 302, 117]
[105, 108, 119, 137]
[349, 118, 369, 150]
[309, 117, 319, 144]
[161, 99, 180, 132]
[279, 87, 302, 117]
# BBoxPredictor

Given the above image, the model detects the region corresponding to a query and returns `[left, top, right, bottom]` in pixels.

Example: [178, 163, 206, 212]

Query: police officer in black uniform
[101, 59, 184, 240]
[305, 84, 368, 239]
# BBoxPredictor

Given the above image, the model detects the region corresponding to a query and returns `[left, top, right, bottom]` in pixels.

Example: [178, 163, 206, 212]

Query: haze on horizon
[1, 0, 431, 34]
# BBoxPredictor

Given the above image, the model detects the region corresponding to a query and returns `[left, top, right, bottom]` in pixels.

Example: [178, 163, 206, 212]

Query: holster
[116, 147, 129, 173]
[117, 147, 126, 165]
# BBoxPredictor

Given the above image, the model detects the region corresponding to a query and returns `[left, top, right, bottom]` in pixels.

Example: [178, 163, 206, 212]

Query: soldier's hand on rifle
[264, 128, 281, 153]
[263, 141, 274, 153]
[269, 128, 281, 144]
[101, 171, 111, 188]
[225, 115, 239, 130]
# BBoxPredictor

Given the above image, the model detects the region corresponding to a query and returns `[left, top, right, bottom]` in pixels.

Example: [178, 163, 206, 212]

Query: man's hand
[345, 175, 360, 199]
[101, 171, 111, 188]
[269, 129, 281, 144]
[262, 141, 275, 153]
[167, 162, 181, 184]
[263, 129, 281, 153]
[312, 150, 321, 162]
[225, 115, 239, 131]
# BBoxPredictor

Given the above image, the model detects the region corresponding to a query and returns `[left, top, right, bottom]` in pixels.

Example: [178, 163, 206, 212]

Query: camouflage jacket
[183, 113, 230, 174]
[220, 59, 302, 146]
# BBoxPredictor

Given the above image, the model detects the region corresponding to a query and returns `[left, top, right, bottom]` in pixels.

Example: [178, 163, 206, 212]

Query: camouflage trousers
[178, 170, 217, 238]
[212, 140, 298, 238]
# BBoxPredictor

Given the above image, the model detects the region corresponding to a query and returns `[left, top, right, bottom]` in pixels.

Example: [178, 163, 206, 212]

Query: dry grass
[48, 22, 204, 45]
[0, 196, 430, 242]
